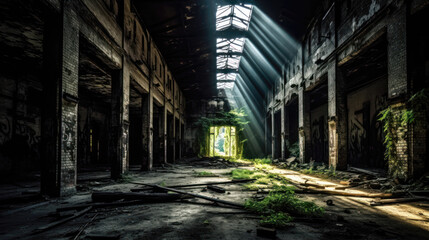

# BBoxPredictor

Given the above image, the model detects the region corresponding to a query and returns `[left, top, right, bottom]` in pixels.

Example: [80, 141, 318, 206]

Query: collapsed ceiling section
[216, 4, 253, 89]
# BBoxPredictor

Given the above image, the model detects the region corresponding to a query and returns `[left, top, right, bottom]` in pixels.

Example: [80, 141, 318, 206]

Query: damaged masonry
[0, 0, 429, 239]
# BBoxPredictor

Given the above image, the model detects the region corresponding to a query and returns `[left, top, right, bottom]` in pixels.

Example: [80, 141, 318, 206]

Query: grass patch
[194, 171, 217, 177]
[230, 169, 257, 179]
[260, 212, 293, 228]
[117, 172, 135, 183]
[245, 191, 324, 228]
[255, 177, 271, 185]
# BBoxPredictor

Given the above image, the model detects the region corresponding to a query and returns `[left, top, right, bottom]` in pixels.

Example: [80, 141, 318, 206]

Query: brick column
[387, 2, 411, 178]
[328, 63, 347, 170]
[298, 88, 311, 163]
[41, 1, 79, 196]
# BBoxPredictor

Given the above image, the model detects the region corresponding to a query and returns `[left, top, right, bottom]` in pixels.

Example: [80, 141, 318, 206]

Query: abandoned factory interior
[1, 0, 429, 239]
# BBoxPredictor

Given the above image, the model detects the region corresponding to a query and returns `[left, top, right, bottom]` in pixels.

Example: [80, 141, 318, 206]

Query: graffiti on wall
[311, 116, 328, 163]
[349, 117, 366, 165]
[0, 115, 11, 145]
[62, 115, 77, 163]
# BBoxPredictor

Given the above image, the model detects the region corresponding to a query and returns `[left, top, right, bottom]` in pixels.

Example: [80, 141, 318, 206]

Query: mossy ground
[225, 158, 325, 228]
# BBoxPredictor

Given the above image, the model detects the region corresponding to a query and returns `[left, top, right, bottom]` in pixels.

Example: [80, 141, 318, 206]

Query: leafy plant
[260, 212, 293, 228]
[378, 89, 428, 179]
[286, 141, 300, 158]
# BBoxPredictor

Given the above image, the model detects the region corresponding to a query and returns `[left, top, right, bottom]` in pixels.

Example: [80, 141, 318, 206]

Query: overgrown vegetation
[285, 140, 300, 158]
[245, 191, 324, 228]
[195, 108, 249, 158]
[194, 171, 217, 177]
[226, 158, 325, 227]
[378, 89, 428, 179]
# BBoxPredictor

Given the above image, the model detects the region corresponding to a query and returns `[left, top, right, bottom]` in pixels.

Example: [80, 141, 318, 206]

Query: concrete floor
[0, 158, 428, 239]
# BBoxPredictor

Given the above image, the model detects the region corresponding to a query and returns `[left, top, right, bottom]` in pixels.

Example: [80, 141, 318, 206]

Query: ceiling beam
[216, 69, 239, 74]
[216, 52, 243, 57]
[216, 30, 248, 39]
[216, 0, 255, 5]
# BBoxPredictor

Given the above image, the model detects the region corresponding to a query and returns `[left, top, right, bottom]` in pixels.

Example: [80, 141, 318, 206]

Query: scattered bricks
[257, 227, 277, 239]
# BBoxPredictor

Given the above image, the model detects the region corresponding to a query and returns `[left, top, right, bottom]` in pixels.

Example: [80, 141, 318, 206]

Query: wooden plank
[34, 207, 92, 233]
[91, 192, 185, 202]
[144, 184, 244, 208]
[297, 188, 402, 198]
[130, 179, 256, 192]
[370, 197, 429, 206]
[57, 200, 144, 212]
[0, 201, 49, 217]
[348, 167, 380, 177]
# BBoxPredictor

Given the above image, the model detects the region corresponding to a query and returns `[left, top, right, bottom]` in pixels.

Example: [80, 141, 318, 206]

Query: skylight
[217, 82, 235, 89]
[216, 5, 253, 31]
[217, 73, 237, 81]
[217, 55, 242, 69]
[216, 4, 253, 89]
[217, 38, 246, 53]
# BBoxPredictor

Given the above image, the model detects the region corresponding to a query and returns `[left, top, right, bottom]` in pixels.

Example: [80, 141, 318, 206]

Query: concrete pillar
[280, 101, 286, 160]
[110, 67, 127, 179]
[163, 105, 168, 164]
[172, 114, 176, 163]
[298, 88, 311, 163]
[142, 90, 153, 170]
[41, 1, 79, 196]
[328, 63, 347, 170]
[178, 117, 182, 160]
[271, 110, 275, 159]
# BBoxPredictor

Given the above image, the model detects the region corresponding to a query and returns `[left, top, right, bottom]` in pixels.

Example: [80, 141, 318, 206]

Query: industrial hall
[0, 0, 428, 239]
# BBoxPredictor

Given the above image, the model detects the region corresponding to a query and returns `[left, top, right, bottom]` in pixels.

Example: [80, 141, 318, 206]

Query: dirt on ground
[0, 157, 428, 240]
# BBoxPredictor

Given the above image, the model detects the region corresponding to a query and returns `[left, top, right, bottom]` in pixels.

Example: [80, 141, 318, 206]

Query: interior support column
[41, 1, 80, 196]
[298, 88, 311, 163]
[142, 89, 153, 170]
[280, 101, 286, 160]
[111, 61, 129, 179]
[328, 63, 347, 170]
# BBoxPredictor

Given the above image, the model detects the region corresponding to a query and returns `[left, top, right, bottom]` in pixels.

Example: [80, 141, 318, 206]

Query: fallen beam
[144, 184, 244, 208]
[91, 192, 186, 203]
[57, 200, 145, 212]
[297, 188, 403, 198]
[370, 197, 429, 206]
[348, 167, 380, 177]
[34, 207, 92, 233]
[130, 179, 256, 192]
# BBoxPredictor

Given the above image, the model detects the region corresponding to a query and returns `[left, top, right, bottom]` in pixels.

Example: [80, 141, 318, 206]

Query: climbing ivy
[195, 108, 249, 158]
[378, 89, 428, 179]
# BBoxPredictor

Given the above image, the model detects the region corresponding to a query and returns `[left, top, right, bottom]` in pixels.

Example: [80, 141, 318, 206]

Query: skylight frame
[217, 82, 235, 89]
[216, 38, 246, 54]
[217, 73, 237, 81]
[216, 4, 253, 31]
[217, 55, 242, 69]
[215, 4, 253, 90]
